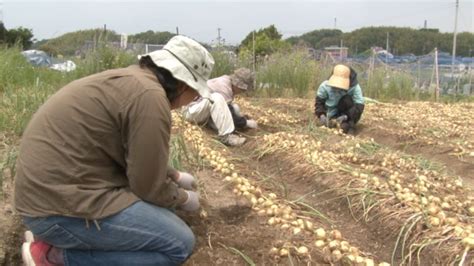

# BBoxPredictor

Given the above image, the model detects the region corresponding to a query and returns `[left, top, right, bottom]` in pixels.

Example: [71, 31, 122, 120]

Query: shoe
[221, 134, 246, 146]
[340, 122, 351, 133]
[22, 240, 55, 266]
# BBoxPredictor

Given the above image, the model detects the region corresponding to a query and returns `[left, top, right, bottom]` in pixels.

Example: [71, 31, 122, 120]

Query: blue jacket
[316, 81, 364, 118]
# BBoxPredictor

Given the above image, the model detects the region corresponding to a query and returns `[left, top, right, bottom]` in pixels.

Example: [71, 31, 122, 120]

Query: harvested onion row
[173, 113, 390, 265]
[235, 99, 301, 125]
[255, 131, 474, 253]
[364, 102, 474, 158]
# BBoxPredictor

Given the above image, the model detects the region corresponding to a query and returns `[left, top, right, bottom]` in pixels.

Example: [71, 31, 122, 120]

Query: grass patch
[218, 243, 256, 266]
[413, 155, 444, 173]
[169, 133, 191, 171]
[0, 45, 135, 135]
[355, 141, 382, 156]
[0, 145, 18, 195]
[253, 49, 320, 98]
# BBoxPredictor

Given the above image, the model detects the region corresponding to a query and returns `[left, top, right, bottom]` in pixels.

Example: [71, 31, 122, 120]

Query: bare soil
[1, 98, 473, 265]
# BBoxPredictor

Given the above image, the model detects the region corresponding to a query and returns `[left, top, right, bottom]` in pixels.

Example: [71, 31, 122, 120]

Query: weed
[218, 243, 256, 266]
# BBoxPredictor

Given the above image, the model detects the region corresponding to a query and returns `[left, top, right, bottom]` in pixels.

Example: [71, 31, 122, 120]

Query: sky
[1, 0, 473, 45]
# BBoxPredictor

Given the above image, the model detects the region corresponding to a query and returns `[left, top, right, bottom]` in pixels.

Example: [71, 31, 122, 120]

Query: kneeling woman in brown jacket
[15, 36, 212, 266]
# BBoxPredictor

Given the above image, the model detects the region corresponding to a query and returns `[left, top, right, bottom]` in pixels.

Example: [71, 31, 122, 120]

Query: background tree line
[33, 29, 176, 56]
[286, 26, 474, 56]
[7, 23, 474, 58]
[0, 23, 34, 49]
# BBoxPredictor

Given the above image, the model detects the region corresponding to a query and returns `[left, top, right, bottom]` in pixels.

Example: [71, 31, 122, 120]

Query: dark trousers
[336, 95, 363, 133]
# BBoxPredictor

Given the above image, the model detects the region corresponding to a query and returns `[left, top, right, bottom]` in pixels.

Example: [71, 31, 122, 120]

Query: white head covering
[230, 68, 255, 91]
[139, 35, 215, 98]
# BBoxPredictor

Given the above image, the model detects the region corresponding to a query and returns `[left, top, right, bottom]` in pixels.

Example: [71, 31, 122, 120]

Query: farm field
[1, 97, 473, 265]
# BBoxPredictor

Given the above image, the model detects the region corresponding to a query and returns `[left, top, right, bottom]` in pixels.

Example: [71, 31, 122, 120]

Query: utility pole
[252, 31, 256, 73]
[217, 28, 222, 46]
[102, 24, 108, 44]
[334, 17, 337, 29]
[0, 0, 3, 24]
[252, 30, 256, 89]
[0, 0, 4, 42]
[340, 39, 343, 61]
[0, 0, 6, 42]
[451, 0, 459, 77]
[470, 48, 473, 95]
[435, 48, 440, 101]
[386, 32, 390, 64]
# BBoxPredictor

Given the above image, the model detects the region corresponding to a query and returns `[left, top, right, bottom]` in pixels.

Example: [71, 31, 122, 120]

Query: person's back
[182, 68, 256, 146]
[207, 75, 233, 103]
[15, 65, 171, 219]
[16, 35, 213, 266]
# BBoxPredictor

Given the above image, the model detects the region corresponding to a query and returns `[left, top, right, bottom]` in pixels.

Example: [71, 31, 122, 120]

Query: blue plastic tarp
[21, 50, 52, 67]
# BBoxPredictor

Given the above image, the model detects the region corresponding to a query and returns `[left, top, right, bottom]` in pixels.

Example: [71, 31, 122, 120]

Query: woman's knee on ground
[167, 228, 195, 263]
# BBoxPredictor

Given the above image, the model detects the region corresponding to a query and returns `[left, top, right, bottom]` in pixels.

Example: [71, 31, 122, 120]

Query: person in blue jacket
[314, 64, 365, 134]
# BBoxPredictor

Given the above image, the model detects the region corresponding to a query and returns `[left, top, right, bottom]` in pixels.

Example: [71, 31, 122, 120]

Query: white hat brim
[141, 50, 211, 99]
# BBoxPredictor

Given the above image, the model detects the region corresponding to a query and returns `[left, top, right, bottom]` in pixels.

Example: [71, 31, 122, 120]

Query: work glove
[180, 190, 200, 212]
[246, 119, 258, 129]
[175, 171, 197, 190]
[336, 115, 348, 124]
[319, 114, 328, 126]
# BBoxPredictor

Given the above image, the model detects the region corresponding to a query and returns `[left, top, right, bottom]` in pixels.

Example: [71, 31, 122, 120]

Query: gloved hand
[176, 171, 197, 190]
[336, 115, 348, 124]
[246, 119, 258, 129]
[180, 190, 200, 211]
[319, 114, 327, 125]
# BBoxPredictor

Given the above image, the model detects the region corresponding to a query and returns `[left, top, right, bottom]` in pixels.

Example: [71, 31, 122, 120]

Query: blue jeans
[23, 201, 195, 266]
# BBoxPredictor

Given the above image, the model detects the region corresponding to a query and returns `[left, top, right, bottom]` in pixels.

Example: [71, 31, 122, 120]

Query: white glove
[176, 171, 197, 190]
[246, 119, 258, 129]
[180, 190, 200, 212]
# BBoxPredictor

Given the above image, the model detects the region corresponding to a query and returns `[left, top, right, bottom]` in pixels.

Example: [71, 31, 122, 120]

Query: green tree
[239, 25, 282, 49]
[238, 25, 289, 57]
[0, 22, 7, 43]
[288, 26, 474, 56]
[6, 27, 34, 49]
[128, 30, 175, 44]
[286, 29, 343, 50]
[37, 29, 120, 56]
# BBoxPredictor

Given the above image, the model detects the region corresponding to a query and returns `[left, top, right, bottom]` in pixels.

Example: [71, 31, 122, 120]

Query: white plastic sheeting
[50, 60, 76, 72]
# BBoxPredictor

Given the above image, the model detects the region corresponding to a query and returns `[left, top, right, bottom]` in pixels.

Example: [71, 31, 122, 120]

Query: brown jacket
[14, 65, 187, 219]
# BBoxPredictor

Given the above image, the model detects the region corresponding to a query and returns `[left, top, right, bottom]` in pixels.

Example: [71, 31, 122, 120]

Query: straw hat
[327, 64, 350, 90]
[230, 68, 255, 91]
[139, 35, 214, 98]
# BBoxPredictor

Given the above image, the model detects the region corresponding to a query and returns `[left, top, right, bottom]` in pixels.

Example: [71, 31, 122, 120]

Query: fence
[81, 40, 164, 55]
[322, 49, 473, 96]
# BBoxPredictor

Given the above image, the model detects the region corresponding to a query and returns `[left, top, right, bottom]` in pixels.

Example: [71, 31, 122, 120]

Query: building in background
[324, 46, 348, 60]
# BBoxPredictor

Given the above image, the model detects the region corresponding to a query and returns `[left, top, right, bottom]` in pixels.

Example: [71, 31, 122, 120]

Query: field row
[172, 99, 474, 265]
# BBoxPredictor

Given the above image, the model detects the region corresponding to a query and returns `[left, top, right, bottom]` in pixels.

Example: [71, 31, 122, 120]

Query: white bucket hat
[139, 35, 214, 98]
